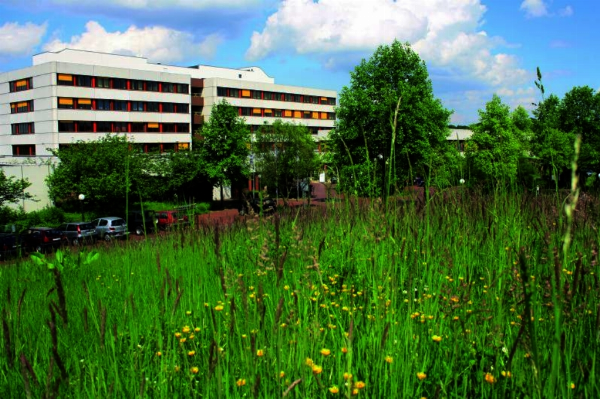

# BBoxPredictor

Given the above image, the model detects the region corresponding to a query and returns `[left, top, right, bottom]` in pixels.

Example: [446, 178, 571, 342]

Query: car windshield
[80, 223, 94, 230]
[111, 219, 125, 226]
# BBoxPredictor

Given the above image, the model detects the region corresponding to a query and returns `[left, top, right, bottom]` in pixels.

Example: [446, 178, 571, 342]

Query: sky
[0, 0, 596, 124]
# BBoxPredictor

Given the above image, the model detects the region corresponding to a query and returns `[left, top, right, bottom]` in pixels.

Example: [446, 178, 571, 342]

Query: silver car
[91, 217, 128, 241]
[57, 222, 97, 245]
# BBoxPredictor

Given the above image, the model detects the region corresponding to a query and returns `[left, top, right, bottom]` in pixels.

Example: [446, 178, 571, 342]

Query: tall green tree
[46, 134, 155, 212]
[465, 95, 526, 187]
[0, 169, 33, 207]
[329, 40, 452, 196]
[196, 100, 250, 202]
[253, 120, 319, 201]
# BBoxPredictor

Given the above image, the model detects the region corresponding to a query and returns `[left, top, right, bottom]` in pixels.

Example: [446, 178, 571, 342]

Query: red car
[156, 210, 190, 231]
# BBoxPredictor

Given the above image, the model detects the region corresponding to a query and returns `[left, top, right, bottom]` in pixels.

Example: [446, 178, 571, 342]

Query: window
[320, 112, 328, 120]
[146, 102, 159, 113]
[97, 122, 111, 132]
[113, 122, 128, 133]
[178, 143, 190, 151]
[9, 77, 33, 92]
[58, 121, 75, 132]
[113, 101, 128, 111]
[294, 111, 302, 118]
[131, 80, 144, 91]
[312, 112, 319, 119]
[112, 79, 127, 90]
[274, 110, 282, 117]
[76, 98, 92, 110]
[78, 121, 94, 132]
[96, 77, 110, 88]
[131, 123, 145, 132]
[252, 108, 262, 115]
[229, 88, 239, 98]
[131, 101, 144, 112]
[75, 75, 93, 87]
[162, 103, 174, 113]
[176, 103, 189, 113]
[284, 110, 292, 117]
[217, 87, 227, 97]
[96, 100, 111, 111]
[284, 93, 292, 102]
[147, 123, 160, 132]
[252, 90, 262, 99]
[162, 83, 174, 93]
[240, 107, 251, 116]
[263, 91, 274, 101]
[57, 74, 74, 86]
[294, 94, 302, 102]
[176, 84, 189, 94]
[163, 123, 175, 132]
[176, 123, 189, 133]
[58, 98, 74, 109]
[303, 111, 311, 119]
[11, 100, 34, 114]
[264, 109, 273, 117]
[11, 122, 35, 135]
[146, 81, 159, 92]
[12, 145, 35, 157]
[242, 90, 251, 98]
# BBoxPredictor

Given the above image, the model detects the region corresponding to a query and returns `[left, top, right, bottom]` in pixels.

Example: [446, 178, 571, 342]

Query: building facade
[0, 49, 337, 210]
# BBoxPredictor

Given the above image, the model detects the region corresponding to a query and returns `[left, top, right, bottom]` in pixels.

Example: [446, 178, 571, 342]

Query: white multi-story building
[0, 49, 337, 210]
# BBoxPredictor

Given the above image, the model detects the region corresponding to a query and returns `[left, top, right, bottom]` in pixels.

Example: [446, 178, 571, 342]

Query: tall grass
[1, 189, 599, 398]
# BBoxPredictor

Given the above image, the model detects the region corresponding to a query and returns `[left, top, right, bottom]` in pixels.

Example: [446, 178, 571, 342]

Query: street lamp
[78, 194, 85, 221]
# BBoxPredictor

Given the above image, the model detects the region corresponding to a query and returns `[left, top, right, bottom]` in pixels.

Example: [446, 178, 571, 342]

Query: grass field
[1, 190, 599, 398]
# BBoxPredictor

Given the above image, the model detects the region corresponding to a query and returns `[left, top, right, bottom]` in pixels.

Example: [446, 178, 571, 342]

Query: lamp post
[78, 194, 85, 221]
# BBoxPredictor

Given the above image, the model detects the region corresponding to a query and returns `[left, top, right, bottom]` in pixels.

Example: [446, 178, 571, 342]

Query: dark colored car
[127, 210, 158, 235]
[57, 222, 97, 245]
[156, 210, 190, 230]
[20, 227, 67, 253]
[0, 233, 20, 259]
[239, 191, 276, 216]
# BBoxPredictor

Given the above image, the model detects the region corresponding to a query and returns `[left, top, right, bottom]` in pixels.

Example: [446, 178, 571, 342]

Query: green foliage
[253, 120, 320, 199]
[466, 95, 526, 187]
[196, 100, 250, 190]
[46, 135, 164, 212]
[0, 169, 33, 207]
[329, 40, 452, 196]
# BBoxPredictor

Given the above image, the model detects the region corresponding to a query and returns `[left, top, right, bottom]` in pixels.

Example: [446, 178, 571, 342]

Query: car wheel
[135, 226, 144, 235]
[72, 238, 79, 246]
[104, 234, 111, 242]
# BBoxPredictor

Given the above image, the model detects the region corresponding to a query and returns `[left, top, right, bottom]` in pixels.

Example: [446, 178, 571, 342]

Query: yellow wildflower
[312, 364, 323, 374]
[341, 347, 348, 354]
[328, 386, 340, 394]
[214, 305, 224, 311]
[190, 366, 199, 374]
[182, 326, 191, 333]
[385, 356, 393, 364]
[355, 381, 366, 389]
[485, 373, 496, 384]
[432, 335, 442, 342]
[320, 348, 331, 356]
[417, 372, 427, 380]
[256, 349, 265, 357]
[188, 350, 195, 356]
[343, 372, 353, 380]
[236, 378, 246, 387]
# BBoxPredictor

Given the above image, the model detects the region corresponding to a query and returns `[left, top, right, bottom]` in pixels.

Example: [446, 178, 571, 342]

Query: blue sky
[0, 0, 596, 124]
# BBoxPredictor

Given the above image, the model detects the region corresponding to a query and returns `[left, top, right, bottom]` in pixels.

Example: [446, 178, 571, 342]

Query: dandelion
[256, 349, 265, 357]
[182, 326, 191, 334]
[501, 371, 511, 378]
[416, 372, 427, 380]
[188, 350, 195, 356]
[484, 373, 496, 384]
[174, 332, 182, 338]
[341, 347, 348, 354]
[328, 386, 340, 394]
[385, 356, 393, 364]
[355, 381, 366, 389]
[214, 305, 224, 311]
[432, 335, 442, 342]
[194, 327, 201, 332]
[305, 357, 314, 367]
[174, 366, 180, 372]
[320, 348, 331, 356]
[352, 388, 359, 396]
[156, 351, 162, 357]
[570, 383, 575, 389]
[236, 378, 246, 387]
[179, 338, 186, 344]
[190, 366, 199, 374]
[343, 372, 353, 381]
[312, 364, 323, 374]
[186, 310, 192, 315]
[279, 371, 285, 378]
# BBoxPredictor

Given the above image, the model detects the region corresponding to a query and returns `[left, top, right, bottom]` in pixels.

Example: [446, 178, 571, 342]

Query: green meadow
[1, 190, 599, 398]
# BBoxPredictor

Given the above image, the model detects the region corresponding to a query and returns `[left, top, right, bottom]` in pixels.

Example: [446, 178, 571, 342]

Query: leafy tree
[465, 95, 525, 187]
[329, 40, 452, 196]
[46, 134, 155, 212]
[196, 100, 250, 203]
[0, 169, 33, 207]
[558, 86, 600, 173]
[253, 120, 319, 201]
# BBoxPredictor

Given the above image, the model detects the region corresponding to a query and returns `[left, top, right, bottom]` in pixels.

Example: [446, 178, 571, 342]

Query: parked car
[0, 232, 20, 259]
[156, 210, 190, 230]
[128, 210, 158, 235]
[57, 222, 97, 245]
[91, 217, 128, 241]
[239, 191, 276, 216]
[20, 227, 67, 253]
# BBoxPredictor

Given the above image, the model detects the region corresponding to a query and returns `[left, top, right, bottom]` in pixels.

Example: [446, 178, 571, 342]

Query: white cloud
[247, 0, 527, 88]
[0, 21, 47, 56]
[520, 0, 548, 18]
[51, 0, 259, 9]
[43, 21, 223, 63]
